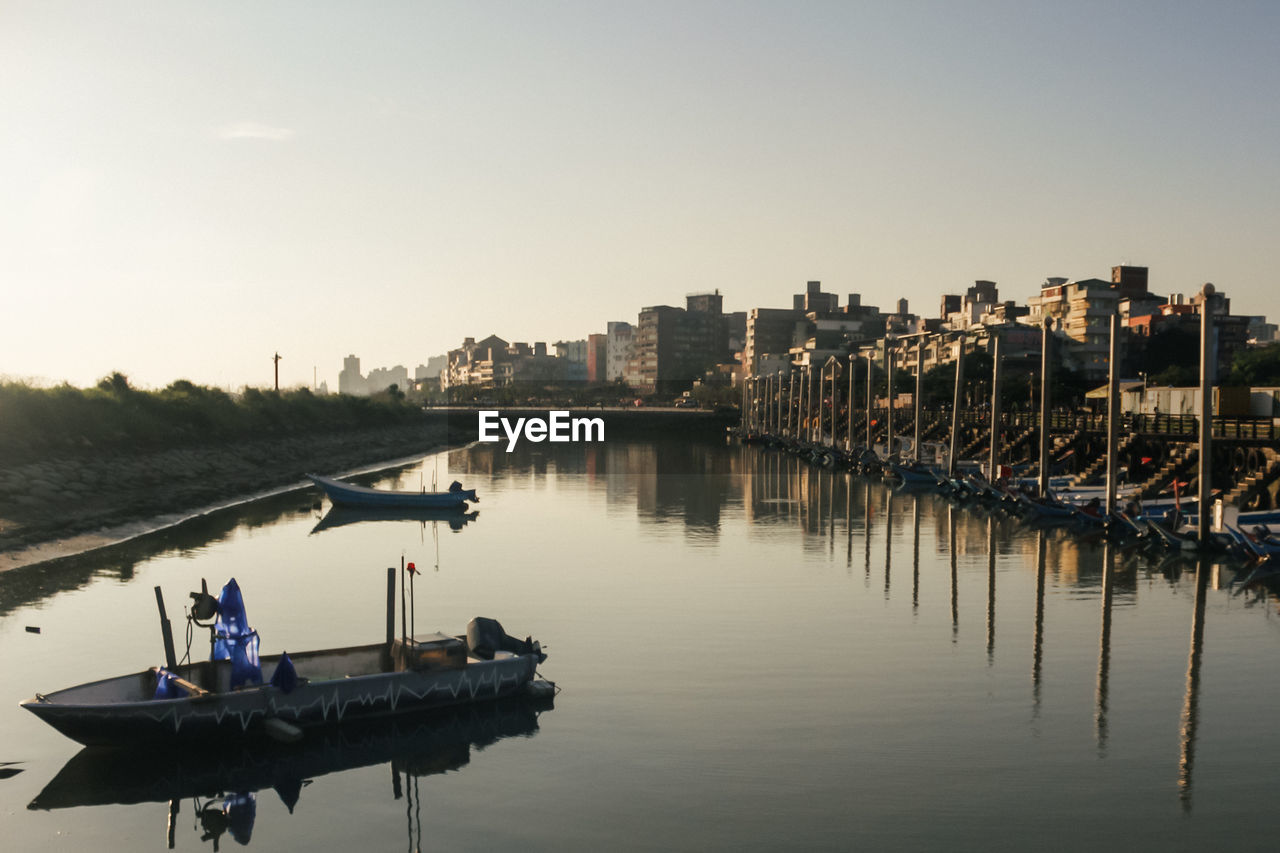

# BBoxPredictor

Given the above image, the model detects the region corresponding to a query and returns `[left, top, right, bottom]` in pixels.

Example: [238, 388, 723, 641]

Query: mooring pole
[988, 331, 1003, 482]
[776, 371, 785, 437]
[866, 351, 874, 452]
[948, 332, 966, 479]
[400, 556, 407, 645]
[829, 360, 838, 449]
[886, 342, 896, 460]
[793, 366, 803, 440]
[1038, 318, 1053, 498]
[913, 337, 924, 463]
[1105, 311, 1122, 518]
[1198, 284, 1216, 546]
[783, 366, 793, 435]
[847, 353, 856, 452]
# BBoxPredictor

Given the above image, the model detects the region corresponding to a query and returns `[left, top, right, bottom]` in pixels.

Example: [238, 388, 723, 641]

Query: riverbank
[0, 423, 451, 570]
[0, 407, 736, 571]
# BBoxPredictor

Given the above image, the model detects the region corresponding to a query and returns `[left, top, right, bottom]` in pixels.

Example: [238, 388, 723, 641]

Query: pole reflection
[884, 490, 893, 600]
[1178, 559, 1211, 812]
[986, 516, 996, 664]
[1032, 529, 1046, 718]
[912, 495, 921, 613]
[949, 504, 958, 641]
[1096, 540, 1114, 756]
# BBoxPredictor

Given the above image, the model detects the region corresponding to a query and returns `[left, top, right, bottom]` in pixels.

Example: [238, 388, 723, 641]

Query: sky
[2, 1, 1278, 391]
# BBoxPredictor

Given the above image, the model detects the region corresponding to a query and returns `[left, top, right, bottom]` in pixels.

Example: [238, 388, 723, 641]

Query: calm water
[3, 438, 1280, 851]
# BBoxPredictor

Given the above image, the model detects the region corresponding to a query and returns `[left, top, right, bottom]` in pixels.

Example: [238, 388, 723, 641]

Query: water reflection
[10, 438, 1280, 839]
[1096, 541, 1114, 756]
[1178, 561, 1210, 812]
[309, 506, 480, 535]
[30, 697, 548, 847]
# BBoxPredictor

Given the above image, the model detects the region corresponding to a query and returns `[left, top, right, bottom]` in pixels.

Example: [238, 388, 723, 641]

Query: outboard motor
[466, 617, 546, 663]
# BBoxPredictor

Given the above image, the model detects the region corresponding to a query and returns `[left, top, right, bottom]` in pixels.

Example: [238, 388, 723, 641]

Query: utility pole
[273, 352, 282, 391]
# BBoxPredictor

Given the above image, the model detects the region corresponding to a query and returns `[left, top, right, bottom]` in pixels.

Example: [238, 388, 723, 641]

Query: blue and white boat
[307, 473, 477, 509]
[21, 577, 548, 746]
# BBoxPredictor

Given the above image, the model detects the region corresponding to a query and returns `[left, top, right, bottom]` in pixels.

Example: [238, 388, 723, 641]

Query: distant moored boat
[307, 473, 477, 509]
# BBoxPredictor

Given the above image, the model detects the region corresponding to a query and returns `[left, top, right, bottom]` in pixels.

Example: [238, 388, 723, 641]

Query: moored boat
[307, 473, 477, 509]
[20, 575, 549, 747]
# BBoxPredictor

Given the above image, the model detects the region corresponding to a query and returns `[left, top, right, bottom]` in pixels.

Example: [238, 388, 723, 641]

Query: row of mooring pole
[741, 284, 1218, 541]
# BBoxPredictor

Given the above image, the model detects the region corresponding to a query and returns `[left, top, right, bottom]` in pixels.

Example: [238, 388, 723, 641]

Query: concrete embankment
[0, 407, 735, 570]
[0, 421, 461, 568]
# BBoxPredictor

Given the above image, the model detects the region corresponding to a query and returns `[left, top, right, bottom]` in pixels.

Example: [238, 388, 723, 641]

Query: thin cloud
[217, 122, 295, 141]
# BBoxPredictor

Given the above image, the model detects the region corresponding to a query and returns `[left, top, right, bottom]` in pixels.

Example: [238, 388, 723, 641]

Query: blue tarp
[270, 651, 298, 694]
[152, 668, 181, 700]
[213, 578, 262, 688]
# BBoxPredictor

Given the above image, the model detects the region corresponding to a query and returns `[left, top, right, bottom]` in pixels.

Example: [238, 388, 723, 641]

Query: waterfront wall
[0, 408, 734, 556]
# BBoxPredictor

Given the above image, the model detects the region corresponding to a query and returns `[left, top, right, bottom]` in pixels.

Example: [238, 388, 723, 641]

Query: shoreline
[0, 447, 445, 573]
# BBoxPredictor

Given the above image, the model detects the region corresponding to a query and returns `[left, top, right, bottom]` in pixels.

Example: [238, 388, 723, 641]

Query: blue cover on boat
[269, 651, 298, 694]
[152, 668, 180, 700]
[213, 578, 262, 688]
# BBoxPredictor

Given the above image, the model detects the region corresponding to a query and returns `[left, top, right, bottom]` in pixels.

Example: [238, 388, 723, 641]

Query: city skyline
[4, 1, 1278, 391]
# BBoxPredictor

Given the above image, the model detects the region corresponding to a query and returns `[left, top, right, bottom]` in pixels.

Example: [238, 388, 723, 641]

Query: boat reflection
[30, 696, 549, 847]
[309, 505, 479, 535]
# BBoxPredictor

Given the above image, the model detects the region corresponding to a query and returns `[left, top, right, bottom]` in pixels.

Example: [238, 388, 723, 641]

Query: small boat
[21, 574, 549, 747]
[307, 473, 477, 508]
[888, 462, 941, 486]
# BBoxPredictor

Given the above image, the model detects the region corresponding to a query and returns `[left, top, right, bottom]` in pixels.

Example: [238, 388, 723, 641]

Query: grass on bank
[0, 373, 419, 461]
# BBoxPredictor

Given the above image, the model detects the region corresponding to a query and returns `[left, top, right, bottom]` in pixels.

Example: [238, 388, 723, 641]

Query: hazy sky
[3, 1, 1278, 390]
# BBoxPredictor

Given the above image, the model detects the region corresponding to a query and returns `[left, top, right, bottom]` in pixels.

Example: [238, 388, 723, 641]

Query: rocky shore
[0, 422, 454, 568]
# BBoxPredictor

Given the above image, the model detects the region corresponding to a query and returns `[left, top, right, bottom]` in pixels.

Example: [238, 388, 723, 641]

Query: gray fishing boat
[21, 571, 550, 747]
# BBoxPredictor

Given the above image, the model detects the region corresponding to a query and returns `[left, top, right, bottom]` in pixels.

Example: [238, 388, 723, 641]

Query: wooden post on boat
[1198, 283, 1216, 546]
[987, 331, 1003, 482]
[847, 353, 856, 452]
[1105, 311, 1121, 517]
[386, 567, 396, 645]
[154, 586, 177, 671]
[886, 342, 895, 460]
[913, 336, 924, 464]
[400, 555, 407, 645]
[948, 332, 966, 479]
[1038, 318, 1053, 498]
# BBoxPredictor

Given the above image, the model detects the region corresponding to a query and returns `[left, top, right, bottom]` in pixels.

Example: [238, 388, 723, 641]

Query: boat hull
[22, 655, 537, 747]
[307, 474, 476, 509]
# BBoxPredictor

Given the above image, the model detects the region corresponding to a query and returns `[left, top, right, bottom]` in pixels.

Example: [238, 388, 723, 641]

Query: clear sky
[3, 1, 1278, 390]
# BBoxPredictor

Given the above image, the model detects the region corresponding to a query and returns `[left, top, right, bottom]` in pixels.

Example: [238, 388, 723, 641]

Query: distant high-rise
[1112, 265, 1149, 298]
[586, 334, 608, 383]
[606, 321, 635, 381]
[339, 354, 366, 395]
[792, 280, 838, 314]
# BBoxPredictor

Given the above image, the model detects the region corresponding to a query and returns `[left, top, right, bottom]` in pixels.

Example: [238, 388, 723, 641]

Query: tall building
[606, 321, 635, 381]
[339, 354, 365, 395]
[628, 303, 729, 392]
[744, 308, 804, 375]
[793, 280, 838, 313]
[586, 334, 609, 383]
